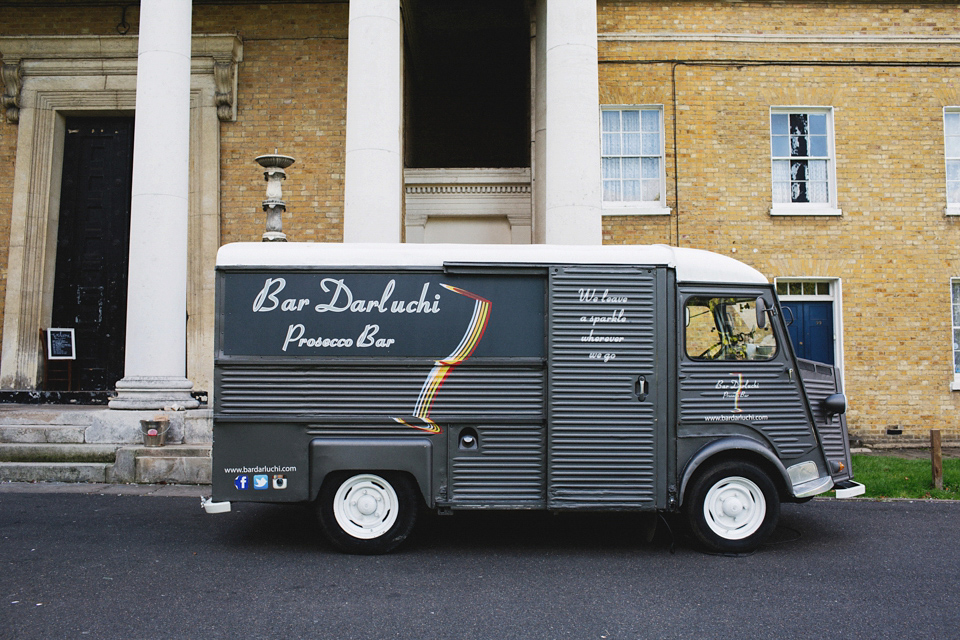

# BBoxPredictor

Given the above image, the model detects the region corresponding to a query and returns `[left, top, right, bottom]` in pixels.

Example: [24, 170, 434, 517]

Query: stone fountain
[255, 151, 295, 242]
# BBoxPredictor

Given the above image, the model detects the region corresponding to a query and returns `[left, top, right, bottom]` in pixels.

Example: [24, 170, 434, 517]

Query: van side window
[685, 297, 777, 361]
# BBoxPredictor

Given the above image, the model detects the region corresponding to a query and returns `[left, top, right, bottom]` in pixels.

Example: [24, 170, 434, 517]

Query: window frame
[944, 108, 960, 216]
[683, 296, 778, 362]
[769, 106, 842, 217]
[600, 105, 671, 216]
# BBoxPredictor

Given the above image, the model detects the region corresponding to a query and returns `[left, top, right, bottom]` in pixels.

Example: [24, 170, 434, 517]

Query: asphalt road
[1, 486, 958, 639]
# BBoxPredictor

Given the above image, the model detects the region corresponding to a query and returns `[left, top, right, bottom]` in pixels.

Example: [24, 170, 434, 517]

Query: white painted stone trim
[343, 0, 403, 243]
[601, 204, 672, 216]
[770, 206, 843, 217]
[0, 34, 242, 122]
[542, 0, 603, 245]
[599, 32, 960, 46]
[404, 168, 532, 244]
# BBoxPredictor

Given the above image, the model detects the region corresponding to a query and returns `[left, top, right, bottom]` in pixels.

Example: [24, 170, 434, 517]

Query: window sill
[770, 206, 842, 217]
[602, 205, 672, 217]
[951, 378, 960, 392]
[946, 206, 960, 217]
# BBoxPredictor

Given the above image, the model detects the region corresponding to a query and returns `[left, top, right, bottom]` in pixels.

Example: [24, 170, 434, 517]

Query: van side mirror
[755, 297, 768, 329]
[822, 393, 847, 418]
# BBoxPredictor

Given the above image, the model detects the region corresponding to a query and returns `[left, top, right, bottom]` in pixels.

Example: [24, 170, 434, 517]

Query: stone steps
[109, 446, 212, 485]
[0, 425, 88, 444]
[0, 406, 213, 485]
[0, 443, 118, 463]
[0, 461, 111, 483]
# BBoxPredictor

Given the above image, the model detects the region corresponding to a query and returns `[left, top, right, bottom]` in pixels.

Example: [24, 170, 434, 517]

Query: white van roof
[216, 242, 768, 285]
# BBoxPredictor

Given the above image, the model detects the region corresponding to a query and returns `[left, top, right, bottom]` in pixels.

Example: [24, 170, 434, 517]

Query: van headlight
[787, 461, 820, 486]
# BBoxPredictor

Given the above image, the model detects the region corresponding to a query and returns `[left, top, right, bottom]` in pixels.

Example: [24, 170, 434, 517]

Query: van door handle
[635, 376, 648, 402]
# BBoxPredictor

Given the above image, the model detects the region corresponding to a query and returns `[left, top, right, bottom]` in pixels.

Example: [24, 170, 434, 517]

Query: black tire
[316, 472, 419, 555]
[684, 460, 780, 554]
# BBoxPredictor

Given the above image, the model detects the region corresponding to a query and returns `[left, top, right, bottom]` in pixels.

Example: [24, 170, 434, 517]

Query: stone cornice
[0, 34, 242, 64]
[600, 32, 960, 46]
[0, 34, 243, 123]
[406, 184, 531, 195]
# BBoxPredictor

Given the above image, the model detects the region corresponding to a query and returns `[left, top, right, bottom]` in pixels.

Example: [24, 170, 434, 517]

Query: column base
[109, 376, 200, 410]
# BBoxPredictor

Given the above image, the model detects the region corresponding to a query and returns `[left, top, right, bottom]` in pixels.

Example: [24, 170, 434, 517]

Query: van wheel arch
[678, 438, 791, 507]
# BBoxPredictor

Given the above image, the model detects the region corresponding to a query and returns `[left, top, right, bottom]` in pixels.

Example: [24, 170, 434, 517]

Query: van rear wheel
[685, 461, 779, 554]
[316, 472, 418, 555]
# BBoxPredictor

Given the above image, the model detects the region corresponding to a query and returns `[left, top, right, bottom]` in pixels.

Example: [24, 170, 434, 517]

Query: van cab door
[677, 289, 822, 464]
[546, 265, 668, 510]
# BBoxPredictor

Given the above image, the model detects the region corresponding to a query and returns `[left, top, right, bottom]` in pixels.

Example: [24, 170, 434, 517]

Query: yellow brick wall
[599, 1, 960, 442]
[193, 4, 348, 245]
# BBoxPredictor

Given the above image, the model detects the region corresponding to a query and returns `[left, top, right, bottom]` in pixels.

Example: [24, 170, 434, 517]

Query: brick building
[0, 0, 957, 455]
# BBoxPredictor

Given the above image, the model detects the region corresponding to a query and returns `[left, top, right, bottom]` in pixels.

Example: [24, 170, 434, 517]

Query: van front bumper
[792, 475, 834, 499]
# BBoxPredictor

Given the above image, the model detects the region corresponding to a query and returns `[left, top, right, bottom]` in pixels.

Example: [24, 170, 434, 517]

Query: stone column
[110, 0, 198, 409]
[343, 0, 403, 243]
[533, 1, 547, 244]
[540, 0, 602, 245]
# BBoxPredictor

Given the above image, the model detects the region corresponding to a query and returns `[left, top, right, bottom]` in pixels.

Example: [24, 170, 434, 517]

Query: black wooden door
[51, 117, 134, 391]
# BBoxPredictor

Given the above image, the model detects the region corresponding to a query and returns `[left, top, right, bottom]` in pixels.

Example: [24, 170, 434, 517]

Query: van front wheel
[685, 461, 779, 554]
[316, 472, 418, 554]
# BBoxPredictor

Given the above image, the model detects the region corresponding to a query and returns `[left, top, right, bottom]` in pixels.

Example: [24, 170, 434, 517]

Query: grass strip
[843, 454, 960, 500]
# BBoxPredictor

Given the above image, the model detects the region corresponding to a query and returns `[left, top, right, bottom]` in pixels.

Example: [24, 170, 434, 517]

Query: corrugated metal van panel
[217, 365, 544, 421]
[547, 267, 659, 509]
[797, 359, 853, 481]
[678, 363, 814, 458]
[450, 425, 545, 505]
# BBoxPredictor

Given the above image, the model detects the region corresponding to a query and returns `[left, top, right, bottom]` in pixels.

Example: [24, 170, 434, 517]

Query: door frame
[51, 116, 135, 391]
[774, 277, 845, 386]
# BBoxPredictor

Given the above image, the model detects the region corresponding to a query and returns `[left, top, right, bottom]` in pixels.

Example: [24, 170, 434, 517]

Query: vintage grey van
[203, 243, 863, 554]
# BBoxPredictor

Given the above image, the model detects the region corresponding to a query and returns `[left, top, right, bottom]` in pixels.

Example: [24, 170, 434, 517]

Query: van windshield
[685, 297, 777, 361]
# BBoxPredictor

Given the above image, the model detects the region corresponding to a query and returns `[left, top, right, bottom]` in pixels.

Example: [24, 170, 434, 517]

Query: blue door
[782, 301, 834, 365]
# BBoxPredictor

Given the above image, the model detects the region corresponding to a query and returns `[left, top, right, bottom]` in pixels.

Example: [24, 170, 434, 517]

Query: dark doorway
[782, 301, 835, 365]
[50, 117, 134, 391]
[404, 0, 530, 168]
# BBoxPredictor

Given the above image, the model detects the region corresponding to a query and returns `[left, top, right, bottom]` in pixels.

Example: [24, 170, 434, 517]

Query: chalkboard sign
[46, 328, 76, 360]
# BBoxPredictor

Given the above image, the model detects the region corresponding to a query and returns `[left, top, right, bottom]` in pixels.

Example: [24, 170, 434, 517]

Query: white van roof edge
[215, 242, 768, 285]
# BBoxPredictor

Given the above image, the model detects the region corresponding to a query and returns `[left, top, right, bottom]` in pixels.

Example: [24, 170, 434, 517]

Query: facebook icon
[234, 475, 249, 490]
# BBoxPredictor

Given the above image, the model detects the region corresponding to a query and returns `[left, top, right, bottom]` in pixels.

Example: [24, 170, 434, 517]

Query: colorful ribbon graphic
[394, 284, 491, 433]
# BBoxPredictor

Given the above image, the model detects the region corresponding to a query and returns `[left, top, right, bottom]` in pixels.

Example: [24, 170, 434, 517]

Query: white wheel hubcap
[333, 474, 399, 540]
[703, 476, 766, 540]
